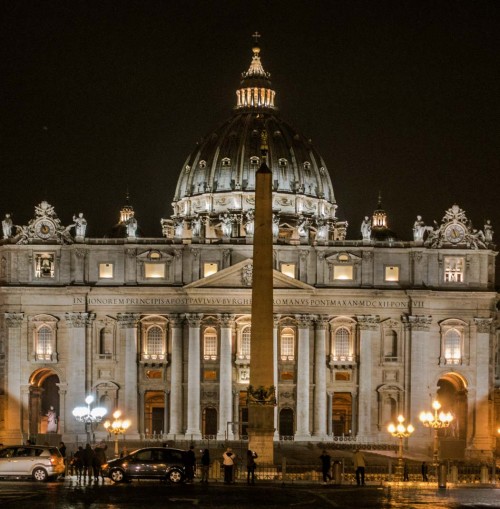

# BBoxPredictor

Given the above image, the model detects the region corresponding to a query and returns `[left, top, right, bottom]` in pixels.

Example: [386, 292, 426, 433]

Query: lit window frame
[384, 265, 400, 282]
[280, 327, 295, 361]
[443, 256, 465, 283]
[98, 262, 114, 279]
[280, 263, 296, 279]
[203, 327, 218, 361]
[203, 262, 219, 278]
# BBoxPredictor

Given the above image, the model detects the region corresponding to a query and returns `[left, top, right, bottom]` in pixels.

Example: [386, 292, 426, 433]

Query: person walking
[222, 447, 236, 484]
[319, 449, 332, 484]
[200, 449, 210, 483]
[421, 461, 429, 482]
[93, 441, 107, 482]
[403, 462, 409, 482]
[353, 449, 366, 486]
[82, 443, 95, 483]
[246, 449, 258, 485]
[185, 445, 196, 483]
[73, 446, 84, 481]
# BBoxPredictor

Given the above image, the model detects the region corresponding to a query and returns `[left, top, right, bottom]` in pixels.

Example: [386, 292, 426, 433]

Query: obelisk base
[247, 405, 275, 464]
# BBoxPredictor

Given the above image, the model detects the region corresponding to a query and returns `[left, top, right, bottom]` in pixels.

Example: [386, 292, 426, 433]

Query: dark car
[0, 445, 65, 481]
[101, 447, 186, 483]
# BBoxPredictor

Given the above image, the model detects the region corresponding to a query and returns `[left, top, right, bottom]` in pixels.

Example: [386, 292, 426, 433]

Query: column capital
[356, 315, 379, 330]
[295, 314, 315, 328]
[65, 312, 95, 328]
[220, 313, 235, 328]
[273, 314, 281, 327]
[403, 314, 433, 331]
[4, 312, 24, 328]
[474, 317, 493, 334]
[168, 314, 184, 328]
[315, 315, 330, 330]
[185, 313, 203, 327]
[116, 313, 141, 328]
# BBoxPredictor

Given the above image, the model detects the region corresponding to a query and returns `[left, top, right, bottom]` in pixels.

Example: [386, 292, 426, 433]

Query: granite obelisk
[247, 131, 276, 463]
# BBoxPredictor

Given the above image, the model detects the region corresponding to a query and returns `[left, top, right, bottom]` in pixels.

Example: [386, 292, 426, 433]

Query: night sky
[1, 1, 499, 279]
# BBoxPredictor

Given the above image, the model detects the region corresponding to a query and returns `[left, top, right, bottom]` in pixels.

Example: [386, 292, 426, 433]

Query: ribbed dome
[166, 40, 347, 244]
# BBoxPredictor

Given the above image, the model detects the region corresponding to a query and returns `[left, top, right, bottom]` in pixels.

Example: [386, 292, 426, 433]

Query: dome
[165, 40, 347, 244]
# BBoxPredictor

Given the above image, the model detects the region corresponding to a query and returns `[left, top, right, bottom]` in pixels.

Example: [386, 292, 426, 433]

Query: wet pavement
[0, 477, 498, 508]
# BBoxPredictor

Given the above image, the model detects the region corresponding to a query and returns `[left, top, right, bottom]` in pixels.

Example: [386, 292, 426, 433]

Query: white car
[0, 445, 65, 481]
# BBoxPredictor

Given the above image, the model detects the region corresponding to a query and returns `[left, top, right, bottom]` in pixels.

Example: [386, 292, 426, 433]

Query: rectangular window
[444, 257, 464, 283]
[333, 265, 353, 280]
[99, 263, 114, 279]
[280, 263, 296, 278]
[145, 263, 165, 279]
[203, 262, 218, 278]
[35, 254, 55, 278]
[384, 266, 400, 282]
[204, 334, 218, 360]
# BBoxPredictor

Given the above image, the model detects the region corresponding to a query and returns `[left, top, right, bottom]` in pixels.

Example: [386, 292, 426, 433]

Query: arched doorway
[202, 407, 217, 437]
[29, 369, 60, 438]
[279, 408, 294, 438]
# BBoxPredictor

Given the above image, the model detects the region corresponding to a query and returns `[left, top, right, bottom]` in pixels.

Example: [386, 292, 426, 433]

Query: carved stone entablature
[5, 312, 24, 328]
[315, 316, 329, 330]
[295, 314, 315, 328]
[404, 315, 432, 331]
[474, 317, 493, 334]
[356, 315, 379, 330]
[65, 312, 93, 328]
[220, 314, 235, 328]
[116, 313, 140, 328]
[185, 313, 203, 327]
[241, 262, 253, 287]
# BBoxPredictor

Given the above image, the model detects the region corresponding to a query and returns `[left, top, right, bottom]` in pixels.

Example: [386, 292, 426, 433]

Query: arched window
[383, 330, 398, 361]
[36, 325, 54, 361]
[203, 327, 218, 360]
[333, 327, 350, 361]
[145, 326, 164, 359]
[241, 326, 251, 358]
[280, 327, 295, 361]
[444, 329, 461, 364]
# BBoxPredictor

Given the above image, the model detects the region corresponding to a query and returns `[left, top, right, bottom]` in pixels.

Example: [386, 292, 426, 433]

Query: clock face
[444, 223, 466, 244]
[34, 219, 56, 240]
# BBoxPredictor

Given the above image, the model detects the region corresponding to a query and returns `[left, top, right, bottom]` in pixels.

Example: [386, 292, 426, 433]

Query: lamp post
[72, 395, 107, 444]
[419, 400, 453, 465]
[387, 415, 414, 480]
[104, 410, 131, 457]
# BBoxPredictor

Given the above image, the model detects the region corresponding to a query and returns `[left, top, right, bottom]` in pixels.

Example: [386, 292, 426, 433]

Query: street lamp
[104, 410, 131, 457]
[72, 395, 107, 444]
[387, 415, 414, 480]
[419, 400, 453, 465]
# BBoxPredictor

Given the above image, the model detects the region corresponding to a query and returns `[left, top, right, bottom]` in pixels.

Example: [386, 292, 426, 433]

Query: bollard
[438, 463, 447, 489]
[333, 461, 342, 485]
[480, 465, 489, 483]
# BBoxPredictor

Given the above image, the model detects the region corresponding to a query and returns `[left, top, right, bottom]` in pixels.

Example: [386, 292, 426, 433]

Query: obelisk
[247, 131, 276, 464]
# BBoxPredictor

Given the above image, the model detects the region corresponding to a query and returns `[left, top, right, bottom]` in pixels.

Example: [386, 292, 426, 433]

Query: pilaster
[295, 314, 313, 439]
[168, 314, 184, 437]
[313, 316, 328, 439]
[218, 314, 235, 439]
[185, 313, 202, 439]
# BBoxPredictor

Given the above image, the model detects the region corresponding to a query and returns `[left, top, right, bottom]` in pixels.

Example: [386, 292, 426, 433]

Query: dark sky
[1, 2, 499, 262]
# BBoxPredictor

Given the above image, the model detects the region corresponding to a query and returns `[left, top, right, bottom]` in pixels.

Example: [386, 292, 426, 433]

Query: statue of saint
[220, 214, 232, 237]
[413, 215, 426, 242]
[127, 216, 138, 238]
[2, 213, 13, 239]
[46, 406, 57, 433]
[244, 210, 254, 236]
[72, 212, 87, 237]
[191, 216, 202, 237]
[361, 216, 371, 241]
[484, 220, 493, 243]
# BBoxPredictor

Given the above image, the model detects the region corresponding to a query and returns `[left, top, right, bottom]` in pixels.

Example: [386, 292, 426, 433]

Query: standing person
[353, 449, 366, 486]
[59, 442, 67, 478]
[200, 449, 210, 483]
[421, 461, 429, 482]
[403, 462, 409, 482]
[246, 449, 258, 485]
[73, 446, 84, 481]
[82, 444, 95, 482]
[93, 441, 107, 482]
[222, 447, 235, 484]
[185, 445, 196, 483]
[319, 449, 332, 484]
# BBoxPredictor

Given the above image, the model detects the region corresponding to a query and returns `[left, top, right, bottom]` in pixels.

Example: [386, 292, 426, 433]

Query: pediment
[325, 251, 362, 263]
[184, 258, 314, 290]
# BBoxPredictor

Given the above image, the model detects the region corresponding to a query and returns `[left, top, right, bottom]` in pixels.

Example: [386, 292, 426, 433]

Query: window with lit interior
[99, 263, 114, 279]
[203, 262, 218, 278]
[333, 327, 351, 362]
[384, 266, 400, 282]
[203, 327, 218, 360]
[240, 326, 251, 359]
[144, 325, 165, 360]
[145, 263, 165, 279]
[281, 263, 296, 278]
[36, 325, 55, 361]
[444, 257, 464, 283]
[280, 327, 295, 361]
[444, 328, 461, 365]
[333, 265, 353, 281]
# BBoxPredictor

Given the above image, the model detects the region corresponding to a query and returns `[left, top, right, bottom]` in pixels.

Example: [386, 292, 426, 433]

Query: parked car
[102, 447, 187, 483]
[0, 445, 65, 481]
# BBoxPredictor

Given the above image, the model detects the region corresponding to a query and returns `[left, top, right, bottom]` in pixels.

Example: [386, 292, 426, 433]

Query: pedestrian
[403, 461, 409, 482]
[93, 441, 107, 482]
[73, 446, 84, 481]
[59, 442, 67, 477]
[185, 445, 196, 483]
[421, 461, 428, 482]
[82, 443, 95, 482]
[246, 449, 258, 484]
[200, 448, 210, 483]
[222, 447, 235, 484]
[353, 449, 366, 486]
[319, 449, 332, 484]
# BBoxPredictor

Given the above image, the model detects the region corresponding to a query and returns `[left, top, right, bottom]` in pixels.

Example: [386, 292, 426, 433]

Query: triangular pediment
[184, 258, 314, 290]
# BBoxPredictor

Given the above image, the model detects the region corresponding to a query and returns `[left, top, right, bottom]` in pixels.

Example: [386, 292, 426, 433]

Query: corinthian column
[4, 313, 24, 442]
[218, 314, 235, 439]
[117, 313, 140, 435]
[313, 316, 328, 439]
[356, 315, 379, 439]
[185, 313, 202, 439]
[168, 315, 183, 437]
[295, 315, 312, 439]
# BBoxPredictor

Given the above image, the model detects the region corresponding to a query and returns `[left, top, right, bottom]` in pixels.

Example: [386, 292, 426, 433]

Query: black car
[102, 447, 186, 483]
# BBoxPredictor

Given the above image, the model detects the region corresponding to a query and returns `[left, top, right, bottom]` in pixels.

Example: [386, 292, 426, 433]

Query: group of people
[320, 449, 366, 486]
[70, 441, 108, 483]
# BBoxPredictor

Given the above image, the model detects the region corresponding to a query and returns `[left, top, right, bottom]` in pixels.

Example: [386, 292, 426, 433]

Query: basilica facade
[0, 42, 498, 461]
